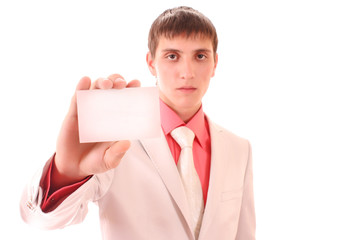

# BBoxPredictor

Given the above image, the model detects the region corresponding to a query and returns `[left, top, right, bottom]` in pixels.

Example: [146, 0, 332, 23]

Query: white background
[1, 0, 345, 239]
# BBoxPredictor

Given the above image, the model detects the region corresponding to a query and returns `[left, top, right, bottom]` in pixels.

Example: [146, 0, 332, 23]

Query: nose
[180, 59, 194, 80]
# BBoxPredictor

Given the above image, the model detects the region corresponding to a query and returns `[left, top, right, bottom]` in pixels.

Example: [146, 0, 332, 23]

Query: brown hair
[148, 6, 218, 58]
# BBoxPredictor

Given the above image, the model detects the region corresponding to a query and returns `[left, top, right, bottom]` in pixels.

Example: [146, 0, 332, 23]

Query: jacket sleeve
[235, 141, 256, 240]
[19, 156, 113, 230]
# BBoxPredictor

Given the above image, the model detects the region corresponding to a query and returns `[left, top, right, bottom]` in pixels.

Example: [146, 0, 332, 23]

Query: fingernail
[115, 78, 125, 82]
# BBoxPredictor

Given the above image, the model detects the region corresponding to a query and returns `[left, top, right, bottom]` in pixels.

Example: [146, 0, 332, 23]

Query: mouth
[177, 86, 197, 93]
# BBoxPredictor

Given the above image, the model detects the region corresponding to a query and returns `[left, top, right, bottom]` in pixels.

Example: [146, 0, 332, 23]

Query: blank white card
[77, 87, 161, 143]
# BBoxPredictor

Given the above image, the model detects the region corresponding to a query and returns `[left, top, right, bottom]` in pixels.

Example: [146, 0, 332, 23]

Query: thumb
[103, 140, 131, 170]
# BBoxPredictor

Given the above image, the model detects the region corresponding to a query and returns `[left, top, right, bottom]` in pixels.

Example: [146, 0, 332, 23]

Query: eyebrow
[161, 48, 182, 53]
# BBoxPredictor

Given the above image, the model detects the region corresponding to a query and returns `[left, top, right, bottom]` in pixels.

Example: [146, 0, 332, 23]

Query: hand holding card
[52, 76, 146, 189]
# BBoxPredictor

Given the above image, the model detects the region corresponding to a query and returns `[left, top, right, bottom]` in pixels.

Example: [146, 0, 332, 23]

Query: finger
[67, 76, 91, 118]
[108, 74, 127, 89]
[126, 79, 141, 88]
[103, 140, 131, 170]
[76, 76, 92, 90]
[112, 78, 127, 89]
[107, 73, 125, 82]
[91, 77, 113, 90]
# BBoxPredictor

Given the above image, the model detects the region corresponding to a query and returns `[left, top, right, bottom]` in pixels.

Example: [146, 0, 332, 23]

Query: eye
[167, 54, 178, 60]
[196, 54, 207, 60]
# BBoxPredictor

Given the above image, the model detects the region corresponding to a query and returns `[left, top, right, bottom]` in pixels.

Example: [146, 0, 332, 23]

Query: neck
[164, 101, 201, 123]
[177, 108, 200, 123]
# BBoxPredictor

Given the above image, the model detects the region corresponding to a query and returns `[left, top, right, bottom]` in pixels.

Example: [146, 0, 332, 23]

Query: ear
[146, 52, 157, 77]
[211, 53, 218, 78]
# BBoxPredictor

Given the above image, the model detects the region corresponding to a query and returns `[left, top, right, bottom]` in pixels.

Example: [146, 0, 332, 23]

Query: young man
[20, 6, 255, 240]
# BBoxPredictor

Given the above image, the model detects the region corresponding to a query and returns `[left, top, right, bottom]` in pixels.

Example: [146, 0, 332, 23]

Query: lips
[177, 86, 197, 90]
[177, 87, 197, 93]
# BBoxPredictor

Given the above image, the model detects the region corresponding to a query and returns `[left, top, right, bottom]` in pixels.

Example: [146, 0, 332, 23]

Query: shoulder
[207, 118, 253, 170]
[207, 118, 251, 150]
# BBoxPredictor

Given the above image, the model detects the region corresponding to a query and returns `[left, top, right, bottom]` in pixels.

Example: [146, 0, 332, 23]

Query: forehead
[156, 34, 214, 52]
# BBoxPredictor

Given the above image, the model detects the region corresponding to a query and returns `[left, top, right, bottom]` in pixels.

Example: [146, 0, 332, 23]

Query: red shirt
[160, 100, 211, 203]
[41, 100, 211, 212]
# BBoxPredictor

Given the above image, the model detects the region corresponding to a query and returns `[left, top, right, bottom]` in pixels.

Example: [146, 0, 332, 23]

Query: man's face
[147, 35, 218, 120]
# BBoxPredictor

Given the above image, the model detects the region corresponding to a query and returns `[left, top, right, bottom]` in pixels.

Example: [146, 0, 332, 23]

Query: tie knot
[170, 126, 195, 149]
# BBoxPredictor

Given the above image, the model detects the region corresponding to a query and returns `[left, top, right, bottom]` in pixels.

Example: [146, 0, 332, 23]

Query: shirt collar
[160, 99, 208, 148]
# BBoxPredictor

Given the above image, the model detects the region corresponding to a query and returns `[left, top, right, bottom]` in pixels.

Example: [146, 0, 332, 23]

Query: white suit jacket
[20, 119, 256, 240]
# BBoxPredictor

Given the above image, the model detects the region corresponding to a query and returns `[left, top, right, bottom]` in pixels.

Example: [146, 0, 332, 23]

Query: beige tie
[171, 126, 204, 239]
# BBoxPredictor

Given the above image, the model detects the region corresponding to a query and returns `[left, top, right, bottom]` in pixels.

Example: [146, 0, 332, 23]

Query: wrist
[50, 155, 89, 192]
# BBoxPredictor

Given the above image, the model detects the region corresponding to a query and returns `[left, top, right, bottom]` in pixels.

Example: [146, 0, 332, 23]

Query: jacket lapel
[140, 131, 195, 238]
[199, 119, 226, 238]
